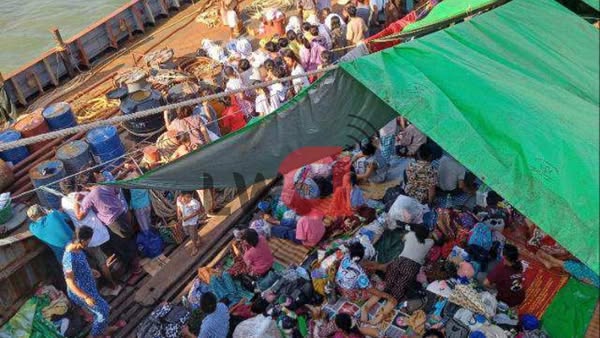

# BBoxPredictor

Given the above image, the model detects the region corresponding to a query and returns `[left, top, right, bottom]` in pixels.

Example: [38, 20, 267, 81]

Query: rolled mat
[541, 278, 599, 338]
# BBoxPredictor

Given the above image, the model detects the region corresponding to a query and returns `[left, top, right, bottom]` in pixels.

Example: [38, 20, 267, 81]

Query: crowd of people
[19, 1, 600, 337]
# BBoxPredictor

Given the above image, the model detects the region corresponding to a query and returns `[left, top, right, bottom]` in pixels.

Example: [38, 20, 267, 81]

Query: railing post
[50, 27, 77, 77]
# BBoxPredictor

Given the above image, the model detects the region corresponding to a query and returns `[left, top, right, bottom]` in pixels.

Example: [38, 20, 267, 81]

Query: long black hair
[414, 225, 430, 244]
[75, 226, 94, 244]
[335, 313, 361, 334]
[503, 243, 523, 272]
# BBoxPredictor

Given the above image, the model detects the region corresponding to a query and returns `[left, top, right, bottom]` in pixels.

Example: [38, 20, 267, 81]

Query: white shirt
[61, 193, 110, 248]
[255, 93, 279, 116]
[291, 64, 310, 94]
[177, 198, 201, 226]
[269, 82, 287, 103]
[399, 231, 434, 265]
[226, 78, 244, 92]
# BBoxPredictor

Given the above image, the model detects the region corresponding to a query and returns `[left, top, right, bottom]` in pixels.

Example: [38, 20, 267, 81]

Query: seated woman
[335, 242, 397, 325]
[293, 162, 334, 199]
[353, 142, 388, 184]
[363, 226, 434, 301]
[483, 244, 526, 308]
[404, 144, 437, 205]
[229, 229, 274, 278]
[295, 214, 326, 248]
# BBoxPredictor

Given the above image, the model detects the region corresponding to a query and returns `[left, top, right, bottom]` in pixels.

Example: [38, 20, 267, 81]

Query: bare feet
[535, 251, 555, 270]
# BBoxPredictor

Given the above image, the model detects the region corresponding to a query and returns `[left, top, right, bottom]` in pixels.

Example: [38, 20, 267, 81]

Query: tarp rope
[0, 65, 339, 152]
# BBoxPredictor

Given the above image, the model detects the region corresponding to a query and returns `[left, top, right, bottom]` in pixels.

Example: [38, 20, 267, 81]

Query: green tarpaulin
[120, 0, 600, 273]
[342, 0, 599, 273]
[403, 0, 498, 33]
[542, 278, 599, 337]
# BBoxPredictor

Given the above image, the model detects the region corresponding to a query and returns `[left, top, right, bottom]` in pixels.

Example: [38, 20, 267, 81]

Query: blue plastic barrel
[30, 160, 66, 209]
[42, 102, 77, 130]
[86, 126, 125, 168]
[0, 130, 30, 165]
[56, 140, 93, 175]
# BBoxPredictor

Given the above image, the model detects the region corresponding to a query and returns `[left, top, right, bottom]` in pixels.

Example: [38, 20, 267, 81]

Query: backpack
[468, 223, 493, 251]
[136, 230, 164, 258]
[445, 318, 470, 338]
[137, 304, 191, 338]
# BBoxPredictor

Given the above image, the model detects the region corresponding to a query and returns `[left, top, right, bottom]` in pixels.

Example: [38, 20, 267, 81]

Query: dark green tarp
[119, 0, 599, 273]
[120, 71, 398, 190]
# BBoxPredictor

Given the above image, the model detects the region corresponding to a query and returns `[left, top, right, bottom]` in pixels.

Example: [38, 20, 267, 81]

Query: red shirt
[243, 236, 274, 276]
[487, 262, 525, 307]
[220, 106, 247, 135]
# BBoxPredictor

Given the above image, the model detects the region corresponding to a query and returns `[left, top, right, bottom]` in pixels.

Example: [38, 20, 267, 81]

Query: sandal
[114, 320, 127, 328]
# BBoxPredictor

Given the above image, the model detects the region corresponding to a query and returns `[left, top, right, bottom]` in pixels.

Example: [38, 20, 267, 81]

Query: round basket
[178, 57, 223, 80]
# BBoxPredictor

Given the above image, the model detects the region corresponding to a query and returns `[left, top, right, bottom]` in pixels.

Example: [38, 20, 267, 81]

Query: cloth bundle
[35, 285, 69, 319]
[448, 285, 488, 316]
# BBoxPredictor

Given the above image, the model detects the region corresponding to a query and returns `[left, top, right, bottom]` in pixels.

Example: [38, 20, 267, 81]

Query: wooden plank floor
[585, 303, 599, 338]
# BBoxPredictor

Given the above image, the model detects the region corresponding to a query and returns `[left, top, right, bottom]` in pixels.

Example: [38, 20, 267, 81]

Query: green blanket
[375, 229, 405, 263]
[542, 278, 599, 337]
[0, 296, 62, 338]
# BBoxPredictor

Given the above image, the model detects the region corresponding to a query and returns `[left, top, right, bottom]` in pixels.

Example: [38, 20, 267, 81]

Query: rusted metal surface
[3, 0, 194, 106]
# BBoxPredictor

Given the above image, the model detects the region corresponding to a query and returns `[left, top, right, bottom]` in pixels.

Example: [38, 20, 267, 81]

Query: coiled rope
[0, 65, 339, 151]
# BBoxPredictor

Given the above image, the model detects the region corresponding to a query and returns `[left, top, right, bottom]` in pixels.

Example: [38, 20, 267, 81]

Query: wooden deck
[107, 180, 275, 337]
[585, 303, 600, 338]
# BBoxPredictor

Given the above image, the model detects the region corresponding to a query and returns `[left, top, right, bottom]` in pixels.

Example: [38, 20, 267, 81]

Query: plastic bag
[137, 230, 164, 258]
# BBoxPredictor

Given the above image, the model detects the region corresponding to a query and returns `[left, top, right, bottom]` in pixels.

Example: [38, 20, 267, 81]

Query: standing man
[75, 172, 142, 276]
[28, 204, 73, 262]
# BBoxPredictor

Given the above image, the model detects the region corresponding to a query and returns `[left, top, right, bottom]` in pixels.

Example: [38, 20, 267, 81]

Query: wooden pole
[50, 27, 77, 77]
